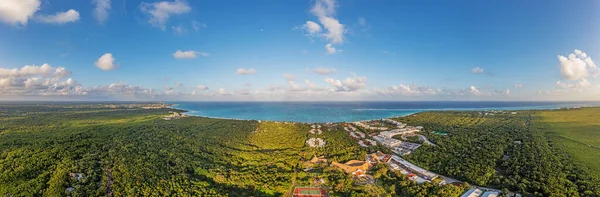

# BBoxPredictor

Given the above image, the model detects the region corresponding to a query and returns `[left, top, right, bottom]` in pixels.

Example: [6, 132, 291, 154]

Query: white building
[481, 191, 499, 197]
[461, 188, 483, 197]
[373, 136, 402, 147]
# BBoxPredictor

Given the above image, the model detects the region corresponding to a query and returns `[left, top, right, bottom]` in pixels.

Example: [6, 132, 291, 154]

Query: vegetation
[394, 110, 600, 196]
[3, 104, 599, 196]
[0, 104, 463, 197]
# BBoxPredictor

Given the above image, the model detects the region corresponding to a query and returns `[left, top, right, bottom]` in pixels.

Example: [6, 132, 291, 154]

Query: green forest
[0, 104, 465, 197]
[395, 109, 600, 197]
[1, 104, 599, 196]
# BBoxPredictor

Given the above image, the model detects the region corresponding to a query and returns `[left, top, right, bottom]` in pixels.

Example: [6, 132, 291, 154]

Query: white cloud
[303, 21, 322, 35]
[37, 9, 80, 24]
[174, 82, 183, 87]
[218, 88, 227, 95]
[375, 84, 439, 96]
[325, 44, 337, 54]
[0, 0, 40, 25]
[173, 50, 209, 59]
[0, 63, 81, 96]
[558, 49, 598, 80]
[470, 86, 480, 95]
[95, 53, 118, 71]
[556, 79, 591, 90]
[324, 75, 366, 92]
[513, 83, 523, 88]
[54, 67, 72, 78]
[304, 79, 322, 91]
[0, 64, 69, 78]
[93, 0, 111, 24]
[283, 73, 295, 81]
[197, 84, 208, 90]
[288, 81, 306, 91]
[310, 0, 345, 44]
[505, 89, 511, 96]
[140, 0, 191, 29]
[471, 67, 484, 74]
[313, 68, 336, 75]
[236, 68, 256, 75]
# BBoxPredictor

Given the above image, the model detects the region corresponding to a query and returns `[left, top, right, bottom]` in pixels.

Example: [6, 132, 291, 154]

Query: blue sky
[0, 0, 599, 101]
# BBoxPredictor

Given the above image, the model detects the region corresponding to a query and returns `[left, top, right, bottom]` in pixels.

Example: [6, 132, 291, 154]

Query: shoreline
[167, 103, 599, 124]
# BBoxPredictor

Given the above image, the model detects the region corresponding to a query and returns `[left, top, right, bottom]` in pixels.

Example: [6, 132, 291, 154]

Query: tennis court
[292, 186, 328, 197]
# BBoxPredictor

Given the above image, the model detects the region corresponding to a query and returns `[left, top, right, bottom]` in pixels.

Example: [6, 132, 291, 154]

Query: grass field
[537, 107, 600, 174]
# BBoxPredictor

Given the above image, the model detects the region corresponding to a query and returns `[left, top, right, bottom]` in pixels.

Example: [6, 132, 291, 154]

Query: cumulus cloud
[0, 64, 82, 96]
[0, 0, 40, 25]
[558, 49, 598, 80]
[93, 0, 111, 24]
[313, 67, 336, 75]
[173, 50, 209, 59]
[303, 21, 322, 35]
[236, 68, 256, 75]
[469, 86, 480, 95]
[37, 9, 80, 24]
[375, 84, 439, 96]
[310, 0, 345, 44]
[197, 84, 208, 90]
[218, 88, 227, 95]
[298, 0, 346, 54]
[95, 53, 118, 71]
[325, 44, 337, 54]
[324, 75, 366, 92]
[140, 0, 191, 29]
[471, 67, 484, 74]
[0, 64, 70, 78]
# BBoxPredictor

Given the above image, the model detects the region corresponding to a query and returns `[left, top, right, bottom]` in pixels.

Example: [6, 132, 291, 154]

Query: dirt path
[105, 168, 114, 197]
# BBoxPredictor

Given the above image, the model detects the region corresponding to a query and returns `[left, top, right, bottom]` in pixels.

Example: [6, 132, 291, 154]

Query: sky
[0, 0, 599, 101]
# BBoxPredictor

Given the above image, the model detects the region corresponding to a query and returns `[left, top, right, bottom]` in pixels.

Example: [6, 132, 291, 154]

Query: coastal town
[297, 117, 512, 197]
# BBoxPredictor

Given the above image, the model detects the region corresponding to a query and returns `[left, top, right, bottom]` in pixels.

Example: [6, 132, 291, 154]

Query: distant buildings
[163, 112, 188, 120]
[307, 138, 326, 148]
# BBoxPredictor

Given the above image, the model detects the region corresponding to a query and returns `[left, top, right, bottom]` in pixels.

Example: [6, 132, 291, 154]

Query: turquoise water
[170, 101, 600, 123]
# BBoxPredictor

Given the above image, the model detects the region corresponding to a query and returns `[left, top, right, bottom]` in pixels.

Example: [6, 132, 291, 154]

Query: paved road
[417, 135, 437, 146]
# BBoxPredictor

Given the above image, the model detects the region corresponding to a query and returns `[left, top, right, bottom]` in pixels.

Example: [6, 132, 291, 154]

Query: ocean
[170, 101, 600, 123]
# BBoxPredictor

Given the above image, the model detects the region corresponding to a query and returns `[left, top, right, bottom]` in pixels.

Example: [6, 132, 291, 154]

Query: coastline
[166, 101, 600, 123]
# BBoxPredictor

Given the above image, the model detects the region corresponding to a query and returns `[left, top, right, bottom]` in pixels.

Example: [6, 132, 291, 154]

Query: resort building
[307, 138, 326, 148]
[391, 155, 438, 180]
[481, 191, 499, 197]
[332, 160, 372, 174]
[364, 139, 376, 146]
[373, 136, 402, 147]
[461, 188, 483, 197]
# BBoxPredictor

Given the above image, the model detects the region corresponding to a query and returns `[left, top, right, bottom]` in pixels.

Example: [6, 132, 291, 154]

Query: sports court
[292, 186, 328, 197]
